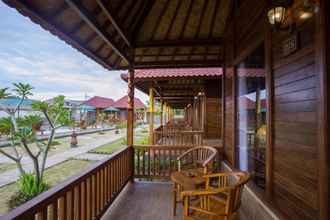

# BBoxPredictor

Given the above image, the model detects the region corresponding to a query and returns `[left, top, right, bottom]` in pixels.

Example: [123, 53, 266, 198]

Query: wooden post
[149, 88, 154, 144]
[160, 100, 164, 127]
[127, 67, 134, 181]
[317, 1, 329, 219]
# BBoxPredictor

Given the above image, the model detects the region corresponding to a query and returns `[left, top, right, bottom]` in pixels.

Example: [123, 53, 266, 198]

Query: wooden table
[171, 170, 205, 216]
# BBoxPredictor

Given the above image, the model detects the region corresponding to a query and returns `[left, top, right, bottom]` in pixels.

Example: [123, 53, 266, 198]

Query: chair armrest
[181, 188, 227, 198]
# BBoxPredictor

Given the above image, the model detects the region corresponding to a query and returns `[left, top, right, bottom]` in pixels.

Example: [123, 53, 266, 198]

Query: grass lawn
[0, 159, 94, 215]
[0, 163, 17, 173]
[88, 128, 149, 154]
[89, 137, 126, 154]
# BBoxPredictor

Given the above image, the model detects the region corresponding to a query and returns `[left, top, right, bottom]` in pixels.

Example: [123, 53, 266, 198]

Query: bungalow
[112, 95, 146, 122]
[84, 96, 114, 124]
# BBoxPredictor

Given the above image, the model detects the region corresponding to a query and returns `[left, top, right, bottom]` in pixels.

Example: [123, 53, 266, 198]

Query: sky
[0, 1, 148, 103]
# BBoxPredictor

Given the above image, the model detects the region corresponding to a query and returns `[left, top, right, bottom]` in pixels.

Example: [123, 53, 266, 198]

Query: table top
[171, 169, 205, 190]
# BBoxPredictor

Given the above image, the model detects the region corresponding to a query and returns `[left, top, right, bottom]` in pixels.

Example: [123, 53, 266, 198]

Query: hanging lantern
[267, 0, 293, 30]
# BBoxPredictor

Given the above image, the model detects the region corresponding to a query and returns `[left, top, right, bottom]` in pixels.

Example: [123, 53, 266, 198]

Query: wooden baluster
[58, 196, 66, 220]
[74, 185, 80, 220]
[169, 149, 172, 173]
[108, 164, 111, 199]
[110, 162, 113, 198]
[48, 202, 57, 220]
[104, 166, 107, 205]
[148, 148, 151, 177]
[80, 181, 86, 220]
[142, 149, 145, 176]
[115, 159, 119, 193]
[100, 168, 104, 209]
[152, 149, 156, 176]
[86, 178, 91, 219]
[135, 149, 139, 176]
[66, 191, 73, 220]
[36, 209, 47, 220]
[96, 171, 100, 215]
[119, 155, 123, 186]
[91, 175, 96, 218]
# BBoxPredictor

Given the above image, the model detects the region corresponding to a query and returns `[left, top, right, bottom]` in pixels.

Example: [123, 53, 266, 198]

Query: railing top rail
[153, 130, 204, 134]
[133, 145, 193, 150]
[1, 146, 130, 220]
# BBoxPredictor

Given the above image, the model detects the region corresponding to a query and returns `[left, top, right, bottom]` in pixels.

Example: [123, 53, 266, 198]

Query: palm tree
[13, 83, 33, 99]
[0, 87, 9, 99]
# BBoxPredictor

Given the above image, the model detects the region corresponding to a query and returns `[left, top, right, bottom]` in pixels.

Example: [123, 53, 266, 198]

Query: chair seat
[186, 196, 237, 220]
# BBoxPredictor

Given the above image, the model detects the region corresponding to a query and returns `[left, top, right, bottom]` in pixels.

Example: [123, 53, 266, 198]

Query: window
[235, 45, 266, 189]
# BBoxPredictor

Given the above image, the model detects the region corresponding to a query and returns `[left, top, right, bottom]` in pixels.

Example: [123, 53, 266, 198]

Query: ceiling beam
[155, 96, 194, 100]
[65, 0, 130, 63]
[96, 0, 131, 47]
[132, 60, 222, 69]
[135, 38, 224, 48]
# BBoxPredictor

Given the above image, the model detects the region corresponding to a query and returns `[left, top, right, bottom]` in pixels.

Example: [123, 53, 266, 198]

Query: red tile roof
[112, 96, 146, 109]
[84, 96, 114, 108]
[121, 68, 265, 80]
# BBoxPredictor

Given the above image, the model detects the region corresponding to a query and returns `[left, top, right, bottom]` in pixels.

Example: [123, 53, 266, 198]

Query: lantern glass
[267, 6, 286, 26]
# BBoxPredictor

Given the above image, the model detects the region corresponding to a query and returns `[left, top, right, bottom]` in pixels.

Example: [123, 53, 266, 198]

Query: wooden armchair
[177, 146, 218, 175]
[181, 172, 250, 220]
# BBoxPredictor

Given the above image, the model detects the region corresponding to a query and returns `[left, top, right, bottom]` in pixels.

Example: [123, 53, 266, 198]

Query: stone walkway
[0, 129, 128, 187]
[74, 152, 110, 161]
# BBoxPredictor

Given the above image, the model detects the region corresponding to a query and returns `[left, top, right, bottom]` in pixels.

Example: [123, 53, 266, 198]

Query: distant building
[84, 96, 115, 123]
[112, 96, 146, 121]
[46, 98, 84, 121]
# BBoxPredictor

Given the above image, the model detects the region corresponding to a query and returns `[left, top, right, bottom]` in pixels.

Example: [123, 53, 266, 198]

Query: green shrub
[8, 173, 49, 209]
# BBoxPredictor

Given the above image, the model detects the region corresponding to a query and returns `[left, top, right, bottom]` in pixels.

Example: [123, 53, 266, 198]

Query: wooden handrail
[2, 147, 133, 220]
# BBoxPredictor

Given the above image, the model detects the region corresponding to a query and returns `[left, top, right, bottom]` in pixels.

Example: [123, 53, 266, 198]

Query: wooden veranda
[1, 0, 329, 220]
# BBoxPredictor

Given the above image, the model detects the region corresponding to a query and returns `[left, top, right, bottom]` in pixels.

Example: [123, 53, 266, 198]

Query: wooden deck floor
[102, 181, 247, 220]
[101, 181, 182, 220]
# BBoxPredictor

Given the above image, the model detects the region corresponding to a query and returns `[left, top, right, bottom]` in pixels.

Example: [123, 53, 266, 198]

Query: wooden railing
[2, 147, 133, 220]
[134, 145, 192, 179]
[153, 130, 203, 146]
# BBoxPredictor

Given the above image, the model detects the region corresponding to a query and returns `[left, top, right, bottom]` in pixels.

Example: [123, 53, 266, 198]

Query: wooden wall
[223, 0, 327, 219]
[205, 98, 221, 138]
[205, 79, 222, 139]
[272, 20, 318, 220]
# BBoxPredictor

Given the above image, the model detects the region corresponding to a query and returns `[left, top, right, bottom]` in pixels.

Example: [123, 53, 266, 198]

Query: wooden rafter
[131, 0, 155, 41]
[96, 0, 131, 47]
[150, 0, 171, 41]
[164, 0, 183, 40]
[65, 0, 130, 63]
[126, 0, 144, 32]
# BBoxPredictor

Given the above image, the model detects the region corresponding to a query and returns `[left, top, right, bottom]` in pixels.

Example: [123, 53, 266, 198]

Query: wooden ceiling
[125, 76, 221, 108]
[4, 0, 233, 70]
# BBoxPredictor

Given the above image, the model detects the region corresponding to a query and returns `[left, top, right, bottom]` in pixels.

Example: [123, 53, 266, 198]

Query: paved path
[74, 153, 110, 161]
[0, 130, 127, 187]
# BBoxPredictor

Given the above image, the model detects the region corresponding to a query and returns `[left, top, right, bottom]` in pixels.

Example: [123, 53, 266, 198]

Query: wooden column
[127, 67, 134, 181]
[149, 88, 154, 144]
[317, 1, 329, 219]
[160, 100, 164, 127]
[127, 68, 134, 147]
[265, 24, 274, 199]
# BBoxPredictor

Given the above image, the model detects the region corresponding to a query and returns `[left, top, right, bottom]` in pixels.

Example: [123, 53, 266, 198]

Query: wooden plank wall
[272, 19, 318, 220]
[205, 80, 222, 139]
[205, 98, 221, 138]
[223, 0, 325, 219]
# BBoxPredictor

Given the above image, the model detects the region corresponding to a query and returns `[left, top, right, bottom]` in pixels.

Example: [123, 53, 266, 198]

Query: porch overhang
[3, 0, 231, 70]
